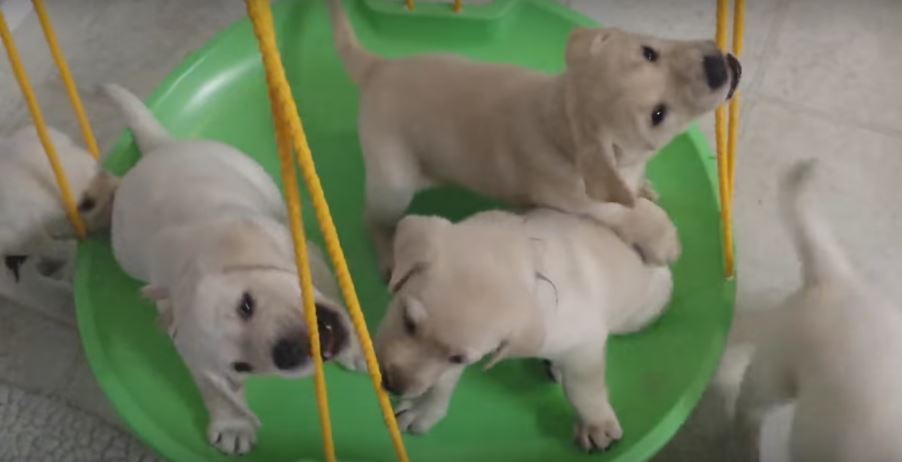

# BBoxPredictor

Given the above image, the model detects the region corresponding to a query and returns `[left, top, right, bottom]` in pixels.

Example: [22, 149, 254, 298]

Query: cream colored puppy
[375, 208, 672, 452]
[734, 161, 902, 462]
[104, 84, 364, 456]
[0, 126, 117, 311]
[326, 0, 741, 273]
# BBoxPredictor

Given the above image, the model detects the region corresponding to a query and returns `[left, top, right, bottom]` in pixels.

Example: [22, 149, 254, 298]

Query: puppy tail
[326, 0, 379, 85]
[101, 84, 171, 154]
[780, 159, 853, 287]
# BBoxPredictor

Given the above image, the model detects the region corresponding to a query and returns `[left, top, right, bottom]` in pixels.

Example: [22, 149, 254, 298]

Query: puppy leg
[532, 185, 679, 265]
[361, 143, 431, 279]
[559, 344, 622, 452]
[395, 367, 463, 434]
[733, 349, 794, 462]
[195, 370, 261, 456]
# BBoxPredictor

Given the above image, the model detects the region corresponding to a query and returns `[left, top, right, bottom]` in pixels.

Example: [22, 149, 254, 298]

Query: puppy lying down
[103, 84, 365, 455]
[375, 208, 673, 452]
[0, 126, 117, 311]
[327, 0, 741, 272]
[734, 162, 902, 462]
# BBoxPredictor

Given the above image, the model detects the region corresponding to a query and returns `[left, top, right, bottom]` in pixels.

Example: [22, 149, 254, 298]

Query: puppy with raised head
[375, 208, 672, 452]
[733, 161, 902, 462]
[326, 0, 741, 273]
[103, 84, 365, 455]
[0, 126, 117, 312]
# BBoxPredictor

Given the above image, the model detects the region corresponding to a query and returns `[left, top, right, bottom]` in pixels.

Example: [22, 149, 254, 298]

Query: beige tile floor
[2, 0, 901, 460]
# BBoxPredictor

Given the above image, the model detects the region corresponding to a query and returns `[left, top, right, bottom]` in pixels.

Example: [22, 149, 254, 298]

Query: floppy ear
[566, 28, 617, 68]
[580, 142, 636, 207]
[389, 215, 450, 292]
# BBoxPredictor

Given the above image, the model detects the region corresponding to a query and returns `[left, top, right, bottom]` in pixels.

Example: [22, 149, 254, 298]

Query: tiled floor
[2, 0, 901, 461]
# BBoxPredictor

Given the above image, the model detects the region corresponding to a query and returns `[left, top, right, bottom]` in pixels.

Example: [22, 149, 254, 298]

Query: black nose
[703, 54, 728, 90]
[272, 336, 309, 370]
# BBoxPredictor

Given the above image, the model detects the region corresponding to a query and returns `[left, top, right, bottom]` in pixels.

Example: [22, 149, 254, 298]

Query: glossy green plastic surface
[75, 1, 735, 461]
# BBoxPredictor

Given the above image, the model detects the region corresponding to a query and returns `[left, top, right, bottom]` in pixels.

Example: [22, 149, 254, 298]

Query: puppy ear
[389, 216, 450, 292]
[580, 142, 636, 207]
[566, 28, 616, 68]
[141, 284, 170, 301]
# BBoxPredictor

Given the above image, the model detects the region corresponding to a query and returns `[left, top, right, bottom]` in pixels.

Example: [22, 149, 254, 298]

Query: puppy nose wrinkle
[703, 54, 728, 89]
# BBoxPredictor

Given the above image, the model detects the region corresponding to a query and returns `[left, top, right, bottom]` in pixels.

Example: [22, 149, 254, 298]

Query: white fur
[104, 84, 364, 455]
[376, 208, 672, 451]
[734, 161, 902, 462]
[0, 126, 115, 312]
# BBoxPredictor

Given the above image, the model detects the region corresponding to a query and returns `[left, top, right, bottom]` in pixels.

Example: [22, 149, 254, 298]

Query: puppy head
[77, 170, 119, 233]
[147, 222, 352, 380]
[375, 215, 544, 399]
[564, 27, 741, 176]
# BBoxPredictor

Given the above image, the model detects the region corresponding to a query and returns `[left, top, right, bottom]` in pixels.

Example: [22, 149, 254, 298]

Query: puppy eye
[448, 354, 466, 365]
[78, 196, 96, 212]
[642, 46, 658, 63]
[651, 104, 668, 127]
[237, 292, 255, 320]
[232, 361, 253, 373]
[403, 313, 417, 336]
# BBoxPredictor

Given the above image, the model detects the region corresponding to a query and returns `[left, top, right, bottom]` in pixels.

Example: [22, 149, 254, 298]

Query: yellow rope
[244, 1, 411, 462]
[714, 0, 744, 278]
[728, 0, 745, 196]
[0, 9, 86, 239]
[274, 100, 337, 461]
[32, 0, 100, 159]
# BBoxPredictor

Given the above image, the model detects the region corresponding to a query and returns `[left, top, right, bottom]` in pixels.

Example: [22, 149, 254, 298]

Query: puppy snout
[272, 335, 309, 370]
[380, 364, 404, 396]
[703, 54, 729, 90]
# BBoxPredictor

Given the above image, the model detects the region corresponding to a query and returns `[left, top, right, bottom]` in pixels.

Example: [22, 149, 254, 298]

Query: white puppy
[103, 84, 364, 455]
[0, 126, 117, 312]
[734, 161, 902, 462]
[375, 208, 672, 452]
[327, 0, 741, 272]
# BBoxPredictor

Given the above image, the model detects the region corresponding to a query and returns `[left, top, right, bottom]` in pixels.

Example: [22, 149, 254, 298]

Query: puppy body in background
[734, 162, 902, 462]
[326, 0, 741, 273]
[0, 126, 117, 312]
[376, 208, 672, 452]
[104, 84, 365, 456]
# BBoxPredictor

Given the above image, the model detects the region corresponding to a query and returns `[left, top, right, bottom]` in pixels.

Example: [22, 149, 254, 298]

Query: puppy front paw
[208, 417, 258, 455]
[638, 181, 660, 203]
[628, 199, 681, 266]
[574, 415, 623, 453]
[394, 397, 448, 434]
[336, 348, 368, 373]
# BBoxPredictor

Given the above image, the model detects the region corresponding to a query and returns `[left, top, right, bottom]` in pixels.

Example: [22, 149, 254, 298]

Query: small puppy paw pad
[574, 418, 623, 453]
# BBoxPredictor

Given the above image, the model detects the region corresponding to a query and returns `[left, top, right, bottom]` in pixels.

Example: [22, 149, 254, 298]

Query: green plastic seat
[76, 1, 735, 461]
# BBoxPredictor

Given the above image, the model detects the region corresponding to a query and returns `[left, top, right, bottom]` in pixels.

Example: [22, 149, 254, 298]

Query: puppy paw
[628, 199, 681, 266]
[638, 181, 660, 203]
[394, 397, 448, 434]
[574, 415, 623, 453]
[336, 349, 368, 373]
[208, 417, 257, 455]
